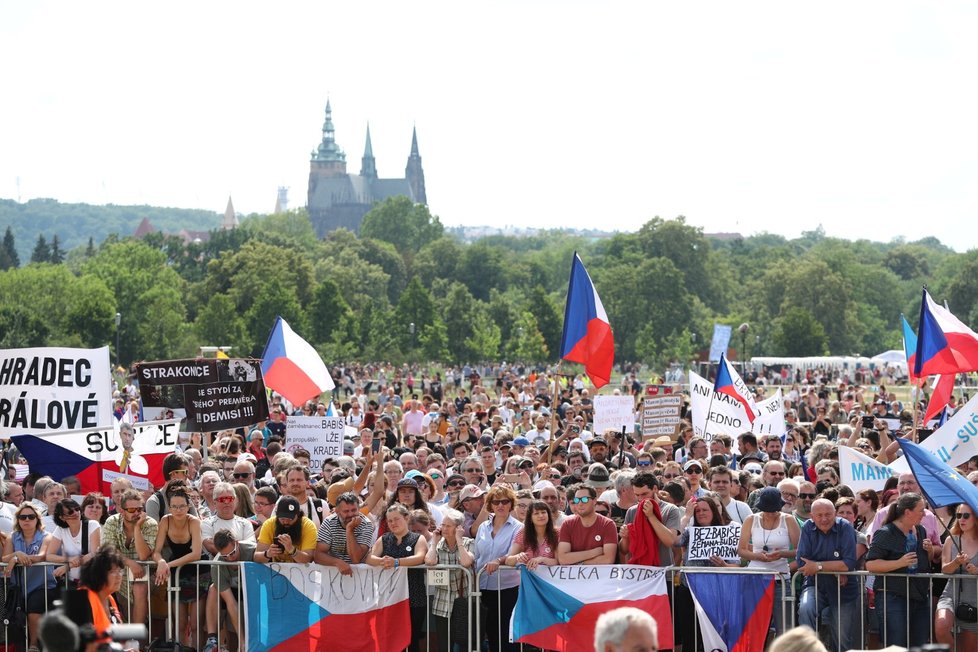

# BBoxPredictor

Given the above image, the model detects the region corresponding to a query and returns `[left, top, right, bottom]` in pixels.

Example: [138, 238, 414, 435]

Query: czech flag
[511, 565, 673, 651]
[714, 353, 760, 424]
[923, 372, 956, 423]
[242, 563, 410, 652]
[687, 573, 775, 652]
[11, 420, 177, 495]
[260, 316, 335, 407]
[914, 288, 978, 377]
[901, 315, 924, 386]
[560, 253, 614, 388]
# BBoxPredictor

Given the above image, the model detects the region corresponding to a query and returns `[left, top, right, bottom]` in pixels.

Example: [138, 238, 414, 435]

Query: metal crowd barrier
[12, 558, 971, 652]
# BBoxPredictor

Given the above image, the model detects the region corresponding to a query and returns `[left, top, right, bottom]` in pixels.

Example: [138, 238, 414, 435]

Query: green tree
[772, 307, 828, 356]
[359, 196, 444, 256]
[465, 311, 502, 360]
[419, 319, 450, 361]
[63, 275, 117, 348]
[0, 306, 49, 348]
[527, 286, 562, 359]
[442, 282, 477, 361]
[195, 294, 248, 350]
[30, 235, 50, 264]
[414, 237, 461, 286]
[244, 278, 308, 356]
[49, 235, 65, 264]
[507, 312, 549, 362]
[394, 277, 437, 352]
[457, 242, 507, 302]
[309, 278, 354, 346]
[135, 285, 194, 360]
[0, 227, 19, 269]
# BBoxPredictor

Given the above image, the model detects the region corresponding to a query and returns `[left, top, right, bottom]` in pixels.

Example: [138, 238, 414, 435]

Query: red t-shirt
[558, 514, 617, 553]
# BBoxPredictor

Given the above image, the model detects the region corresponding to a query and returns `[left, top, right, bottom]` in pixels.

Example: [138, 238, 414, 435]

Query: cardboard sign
[689, 371, 784, 442]
[0, 346, 112, 436]
[137, 358, 269, 431]
[687, 524, 742, 562]
[642, 395, 683, 438]
[593, 395, 635, 435]
[285, 416, 345, 471]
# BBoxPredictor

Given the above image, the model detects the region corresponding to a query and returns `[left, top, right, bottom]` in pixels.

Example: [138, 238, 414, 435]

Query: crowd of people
[1, 366, 977, 652]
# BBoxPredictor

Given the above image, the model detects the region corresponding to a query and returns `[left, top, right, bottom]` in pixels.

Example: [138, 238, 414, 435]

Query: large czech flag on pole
[242, 563, 410, 652]
[687, 572, 775, 652]
[714, 353, 760, 424]
[914, 288, 978, 377]
[560, 253, 614, 388]
[511, 565, 673, 651]
[260, 316, 335, 407]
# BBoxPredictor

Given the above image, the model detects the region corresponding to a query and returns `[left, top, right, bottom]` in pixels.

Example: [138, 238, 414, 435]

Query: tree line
[0, 195, 974, 370]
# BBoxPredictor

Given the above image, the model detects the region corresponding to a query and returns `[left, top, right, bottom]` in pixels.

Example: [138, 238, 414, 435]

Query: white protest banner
[687, 524, 742, 562]
[10, 418, 181, 494]
[0, 346, 112, 436]
[839, 445, 896, 491]
[890, 392, 978, 473]
[708, 324, 732, 363]
[285, 415, 345, 472]
[689, 372, 784, 442]
[641, 395, 683, 438]
[593, 395, 635, 435]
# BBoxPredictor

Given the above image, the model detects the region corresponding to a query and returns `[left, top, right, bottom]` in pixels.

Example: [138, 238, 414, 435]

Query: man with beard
[315, 492, 375, 575]
[762, 434, 784, 462]
[587, 438, 610, 466]
[256, 496, 317, 564]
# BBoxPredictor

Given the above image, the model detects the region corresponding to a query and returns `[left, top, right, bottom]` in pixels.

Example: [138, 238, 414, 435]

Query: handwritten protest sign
[641, 395, 683, 438]
[593, 395, 635, 435]
[285, 416, 345, 471]
[687, 524, 742, 562]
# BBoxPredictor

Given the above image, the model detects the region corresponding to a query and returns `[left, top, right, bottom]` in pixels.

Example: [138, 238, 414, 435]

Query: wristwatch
[817, 563, 824, 572]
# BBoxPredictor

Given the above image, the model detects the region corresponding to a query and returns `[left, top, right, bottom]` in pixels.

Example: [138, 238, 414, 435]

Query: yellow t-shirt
[257, 516, 318, 562]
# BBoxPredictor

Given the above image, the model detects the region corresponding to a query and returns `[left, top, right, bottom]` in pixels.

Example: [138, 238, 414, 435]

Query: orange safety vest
[86, 588, 121, 642]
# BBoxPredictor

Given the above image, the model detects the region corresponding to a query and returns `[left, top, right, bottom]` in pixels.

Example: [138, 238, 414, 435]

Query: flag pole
[547, 361, 562, 468]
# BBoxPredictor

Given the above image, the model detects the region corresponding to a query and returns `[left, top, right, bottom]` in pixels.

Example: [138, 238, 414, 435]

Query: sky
[1, 2, 976, 251]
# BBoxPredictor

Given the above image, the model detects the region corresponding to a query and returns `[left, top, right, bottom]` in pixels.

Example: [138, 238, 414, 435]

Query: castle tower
[405, 126, 427, 205]
[360, 124, 378, 180]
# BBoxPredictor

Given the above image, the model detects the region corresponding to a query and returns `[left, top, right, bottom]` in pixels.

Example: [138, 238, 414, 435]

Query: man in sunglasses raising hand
[100, 488, 157, 626]
[556, 484, 618, 565]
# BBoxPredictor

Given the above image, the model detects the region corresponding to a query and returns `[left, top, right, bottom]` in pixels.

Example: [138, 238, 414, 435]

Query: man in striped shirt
[314, 492, 375, 575]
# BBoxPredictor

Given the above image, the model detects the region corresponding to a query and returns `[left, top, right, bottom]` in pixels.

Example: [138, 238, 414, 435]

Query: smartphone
[861, 416, 875, 429]
[500, 474, 520, 483]
[371, 438, 382, 453]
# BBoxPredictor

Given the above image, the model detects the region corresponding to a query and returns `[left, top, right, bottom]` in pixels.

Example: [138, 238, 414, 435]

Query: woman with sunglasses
[3, 503, 57, 652]
[151, 488, 203, 648]
[43, 498, 101, 586]
[475, 485, 522, 652]
[936, 503, 978, 648]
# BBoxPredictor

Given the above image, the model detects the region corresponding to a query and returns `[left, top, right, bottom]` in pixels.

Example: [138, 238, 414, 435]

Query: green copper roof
[312, 99, 346, 162]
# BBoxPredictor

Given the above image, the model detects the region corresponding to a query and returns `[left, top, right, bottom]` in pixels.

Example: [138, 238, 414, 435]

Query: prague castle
[307, 100, 427, 237]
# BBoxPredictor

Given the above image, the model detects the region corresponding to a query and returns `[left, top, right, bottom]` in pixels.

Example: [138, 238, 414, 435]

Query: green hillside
[0, 198, 222, 262]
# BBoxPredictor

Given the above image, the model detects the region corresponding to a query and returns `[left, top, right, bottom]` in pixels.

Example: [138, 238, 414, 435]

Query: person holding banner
[673, 495, 739, 647]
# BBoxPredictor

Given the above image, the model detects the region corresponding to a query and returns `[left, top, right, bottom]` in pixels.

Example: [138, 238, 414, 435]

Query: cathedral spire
[361, 123, 377, 179]
[405, 125, 427, 205]
[311, 99, 346, 163]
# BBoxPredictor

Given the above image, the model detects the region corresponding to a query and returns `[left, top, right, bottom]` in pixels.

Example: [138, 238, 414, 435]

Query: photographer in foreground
[78, 546, 134, 651]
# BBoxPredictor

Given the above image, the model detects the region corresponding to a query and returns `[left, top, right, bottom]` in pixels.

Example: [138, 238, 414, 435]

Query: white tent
[871, 350, 907, 364]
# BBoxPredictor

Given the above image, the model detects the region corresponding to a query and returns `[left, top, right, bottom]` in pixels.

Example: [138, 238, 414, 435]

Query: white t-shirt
[51, 520, 101, 581]
[0, 503, 14, 535]
[202, 515, 256, 544]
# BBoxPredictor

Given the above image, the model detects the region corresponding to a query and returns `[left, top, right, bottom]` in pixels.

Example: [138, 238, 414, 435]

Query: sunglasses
[123, 506, 144, 514]
[491, 499, 511, 506]
[447, 481, 465, 488]
[216, 496, 235, 504]
[169, 469, 189, 475]
[957, 513, 973, 520]
[233, 472, 253, 479]
[429, 472, 442, 480]
[572, 496, 591, 504]
[638, 460, 652, 466]
[685, 468, 702, 475]
[663, 474, 679, 479]
[18, 513, 37, 521]
[798, 493, 817, 499]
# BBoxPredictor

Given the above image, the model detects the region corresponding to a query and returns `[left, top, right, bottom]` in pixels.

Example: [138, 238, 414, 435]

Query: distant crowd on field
[1, 362, 977, 652]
